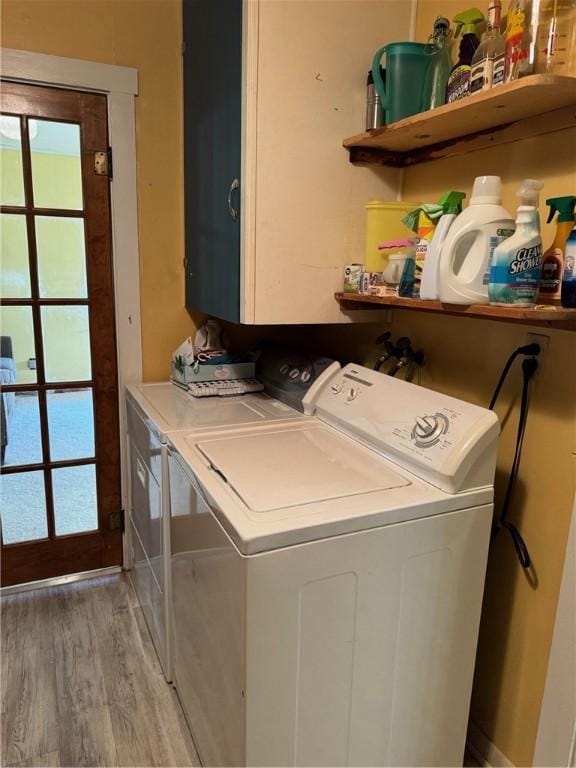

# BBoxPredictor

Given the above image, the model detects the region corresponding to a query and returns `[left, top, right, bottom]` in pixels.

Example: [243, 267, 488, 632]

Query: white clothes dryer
[168, 363, 500, 766]
[125, 349, 339, 680]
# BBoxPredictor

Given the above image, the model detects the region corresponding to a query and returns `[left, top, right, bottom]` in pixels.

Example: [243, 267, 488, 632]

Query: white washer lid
[129, 383, 299, 434]
[197, 424, 410, 512]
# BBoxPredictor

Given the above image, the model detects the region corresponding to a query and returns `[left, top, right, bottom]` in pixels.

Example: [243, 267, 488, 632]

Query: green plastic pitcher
[372, 42, 436, 124]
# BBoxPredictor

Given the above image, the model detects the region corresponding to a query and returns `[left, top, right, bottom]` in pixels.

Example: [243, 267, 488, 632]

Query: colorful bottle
[489, 179, 544, 307]
[470, 0, 506, 91]
[538, 195, 576, 303]
[446, 8, 485, 102]
[535, 0, 576, 75]
[420, 191, 466, 300]
[504, 0, 537, 81]
[438, 176, 514, 305]
[561, 227, 576, 307]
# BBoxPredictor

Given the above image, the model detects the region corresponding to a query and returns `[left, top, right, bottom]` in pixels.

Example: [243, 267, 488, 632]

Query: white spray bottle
[488, 179, 544, 307]
[420, 190, 466, 300]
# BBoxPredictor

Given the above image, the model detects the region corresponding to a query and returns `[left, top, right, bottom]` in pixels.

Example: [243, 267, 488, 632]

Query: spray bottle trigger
[546, 204, 557, 225]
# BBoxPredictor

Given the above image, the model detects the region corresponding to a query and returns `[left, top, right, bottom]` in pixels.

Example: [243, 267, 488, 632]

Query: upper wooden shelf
[336, 292, 576, 331]
[344, 74, 576, 167]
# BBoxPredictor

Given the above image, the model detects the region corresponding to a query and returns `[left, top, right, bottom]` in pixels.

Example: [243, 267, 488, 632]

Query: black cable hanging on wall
[489, 344, 540, 569]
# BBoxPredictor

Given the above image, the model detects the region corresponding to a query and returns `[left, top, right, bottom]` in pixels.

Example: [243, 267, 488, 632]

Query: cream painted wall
[1, 0, 201, 381]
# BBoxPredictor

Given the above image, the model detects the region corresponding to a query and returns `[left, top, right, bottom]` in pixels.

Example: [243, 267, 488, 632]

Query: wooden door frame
[1, 48, 142, 570]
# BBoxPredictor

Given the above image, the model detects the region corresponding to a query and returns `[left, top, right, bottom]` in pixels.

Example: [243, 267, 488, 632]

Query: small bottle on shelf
[504, 0, 538, 81]
[561, 227, 576, 308]
[470, 0, 506, 92]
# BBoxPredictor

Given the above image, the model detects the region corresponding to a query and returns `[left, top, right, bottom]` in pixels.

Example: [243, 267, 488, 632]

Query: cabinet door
[183, 0, 242, 322]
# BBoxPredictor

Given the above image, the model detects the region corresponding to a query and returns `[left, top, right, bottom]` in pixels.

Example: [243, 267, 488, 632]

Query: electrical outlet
[525, 332, 549, 382]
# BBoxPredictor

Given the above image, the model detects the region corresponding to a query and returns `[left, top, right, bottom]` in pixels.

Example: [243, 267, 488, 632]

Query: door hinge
[94, 147, 113, 179]
[109, 508, 125, 532]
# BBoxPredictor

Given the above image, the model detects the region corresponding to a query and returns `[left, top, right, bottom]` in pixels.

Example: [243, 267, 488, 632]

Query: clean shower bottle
[489, 179, 544, 307]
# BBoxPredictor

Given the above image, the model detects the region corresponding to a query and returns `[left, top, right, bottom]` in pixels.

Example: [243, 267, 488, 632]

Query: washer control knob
[347, 387, 358, 402]
[411, 413, 449, 447]
[331, 381, 344, 394]
[289, 368, 300, 380]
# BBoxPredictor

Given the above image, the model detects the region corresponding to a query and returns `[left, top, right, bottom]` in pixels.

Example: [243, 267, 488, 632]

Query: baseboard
[467, 721, 516, 768]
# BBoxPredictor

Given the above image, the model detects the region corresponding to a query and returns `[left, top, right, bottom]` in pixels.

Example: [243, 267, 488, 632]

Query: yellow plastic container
[365, 200, 420, 271]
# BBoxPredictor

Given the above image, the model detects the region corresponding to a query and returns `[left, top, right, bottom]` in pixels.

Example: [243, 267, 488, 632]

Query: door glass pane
[1, 391, 43, 467]
[53, 464, 98, 535]
[0, 470, 48, 543]
[1, 214, 30, 298]
[47, 388, 95, 461]
[41, 306, 91, 382]
[0, 115, 25, 206]
[36, 216, 88, 299]
[0, 306, 37, 384]
[30, 120, 83, 210]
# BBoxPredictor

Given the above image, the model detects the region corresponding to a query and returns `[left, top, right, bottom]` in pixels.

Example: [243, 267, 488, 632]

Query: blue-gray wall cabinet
[183, 0, 242, 323]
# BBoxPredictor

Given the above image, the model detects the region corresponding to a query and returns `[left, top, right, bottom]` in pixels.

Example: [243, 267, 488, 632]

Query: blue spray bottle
[488, 179, 544, 307]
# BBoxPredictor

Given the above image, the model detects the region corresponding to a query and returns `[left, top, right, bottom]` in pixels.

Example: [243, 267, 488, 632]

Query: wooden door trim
[2, 49, 143, 572]
[0, 83, 121, 585]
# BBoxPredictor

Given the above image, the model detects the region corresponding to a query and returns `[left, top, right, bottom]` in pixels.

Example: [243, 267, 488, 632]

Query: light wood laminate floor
[1, 574, 200, 767]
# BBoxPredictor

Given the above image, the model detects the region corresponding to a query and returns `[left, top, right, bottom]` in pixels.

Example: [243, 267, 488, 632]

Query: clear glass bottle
[428, 17, 454, 108]
[535, 0, 576, 75]
[470, 0, 506, 91]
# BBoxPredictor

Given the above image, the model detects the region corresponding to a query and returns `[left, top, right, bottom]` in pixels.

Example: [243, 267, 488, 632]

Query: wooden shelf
[335, 292, 576, 330]
[343, 75, 576, 167]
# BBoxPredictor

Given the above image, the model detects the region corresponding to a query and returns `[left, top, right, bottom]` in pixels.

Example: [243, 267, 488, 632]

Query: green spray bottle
[420, 190, 466, 300]
[538, 195, 576, 303]
[446, 8, 485, 102]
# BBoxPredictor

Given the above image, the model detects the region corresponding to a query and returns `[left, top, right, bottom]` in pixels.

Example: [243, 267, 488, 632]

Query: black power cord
[489, 347, 540, 569]
[489, 342, 540, 410]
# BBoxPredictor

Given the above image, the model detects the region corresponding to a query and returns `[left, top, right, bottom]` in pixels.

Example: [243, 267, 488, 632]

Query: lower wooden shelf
[335, 292, 576, 330]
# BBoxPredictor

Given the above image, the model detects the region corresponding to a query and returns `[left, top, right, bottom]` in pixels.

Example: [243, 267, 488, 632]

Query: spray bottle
[446, 8, 486, 102]
[420, 191, 466, 300]
[538, 196, 576, 303]
[489, 179, 544, 307]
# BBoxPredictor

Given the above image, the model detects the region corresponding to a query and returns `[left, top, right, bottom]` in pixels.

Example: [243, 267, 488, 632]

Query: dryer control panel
[315, 364, 499, 494]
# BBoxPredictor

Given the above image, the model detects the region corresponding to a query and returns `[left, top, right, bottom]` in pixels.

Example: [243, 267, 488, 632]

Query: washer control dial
[411, 413, 449, 447]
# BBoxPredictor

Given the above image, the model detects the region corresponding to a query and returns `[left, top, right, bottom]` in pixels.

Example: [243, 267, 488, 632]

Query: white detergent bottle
[420, 190, 466, 300]
[489, 179, 544, 307]
[438, 176, 515, 304]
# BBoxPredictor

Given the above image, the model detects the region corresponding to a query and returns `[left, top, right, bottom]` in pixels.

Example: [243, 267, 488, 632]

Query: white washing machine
[167, 363, 500, 767]
[125, 349, 339, 680]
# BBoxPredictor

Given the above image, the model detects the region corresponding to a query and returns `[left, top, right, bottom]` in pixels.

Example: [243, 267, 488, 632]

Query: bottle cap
[517, 178, 544, 208]
[470, 175, 503, 205]
[546, 195, 576, 224]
